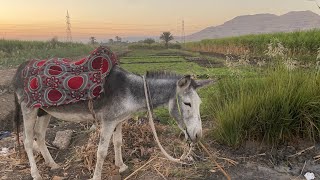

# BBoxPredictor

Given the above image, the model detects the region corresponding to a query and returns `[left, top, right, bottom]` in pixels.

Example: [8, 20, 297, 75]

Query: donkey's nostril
[195, 131, 202, 142]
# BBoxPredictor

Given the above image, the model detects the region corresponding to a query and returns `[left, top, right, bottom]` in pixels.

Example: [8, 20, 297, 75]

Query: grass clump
[207, 67, 320, 146]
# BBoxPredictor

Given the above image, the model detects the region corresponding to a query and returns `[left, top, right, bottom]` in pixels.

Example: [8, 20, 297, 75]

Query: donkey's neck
[146, 78, 177, 108]
[128, 75, 177, 110]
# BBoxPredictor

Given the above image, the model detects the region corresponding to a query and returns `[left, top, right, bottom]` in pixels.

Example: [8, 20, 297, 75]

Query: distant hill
[186, 11, 320, 41]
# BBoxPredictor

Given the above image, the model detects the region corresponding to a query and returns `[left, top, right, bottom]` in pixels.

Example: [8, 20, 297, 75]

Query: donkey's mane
[146, 71, 183, 80]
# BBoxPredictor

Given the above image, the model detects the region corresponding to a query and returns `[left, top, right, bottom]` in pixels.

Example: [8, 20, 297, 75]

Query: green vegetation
[0, 39, 130, 67]
[121, 49, 254, 78]
[185, 29, 320, 62]
[142, 38, 156, 44]
[0, 39, 94, 66]
[206, 67, 320, 146]
[128, 42, 181, 50]
[128, 32, 179, 50]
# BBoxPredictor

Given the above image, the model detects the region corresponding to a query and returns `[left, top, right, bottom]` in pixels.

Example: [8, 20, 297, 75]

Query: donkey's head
[169, 75, 214, 143]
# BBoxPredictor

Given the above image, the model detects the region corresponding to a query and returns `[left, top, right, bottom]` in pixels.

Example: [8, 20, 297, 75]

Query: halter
[142, 75, 193, 164]
[176, 93, 192, 141]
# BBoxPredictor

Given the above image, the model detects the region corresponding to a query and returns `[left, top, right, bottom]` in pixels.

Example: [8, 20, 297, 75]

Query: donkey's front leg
[113, 122, 128, 173]
[92, 121, 117, 180]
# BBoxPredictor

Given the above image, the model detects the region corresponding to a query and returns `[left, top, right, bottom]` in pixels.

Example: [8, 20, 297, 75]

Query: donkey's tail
[13, 93, 21, 156]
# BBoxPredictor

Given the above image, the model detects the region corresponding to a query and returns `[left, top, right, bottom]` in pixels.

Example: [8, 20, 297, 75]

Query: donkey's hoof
[119, 164, 128, 173]
[49, 163, 60, 170]
[33, 175, 42, 180]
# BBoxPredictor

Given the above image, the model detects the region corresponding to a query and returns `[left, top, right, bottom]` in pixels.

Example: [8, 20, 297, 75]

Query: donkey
[13, 62, 213, 180]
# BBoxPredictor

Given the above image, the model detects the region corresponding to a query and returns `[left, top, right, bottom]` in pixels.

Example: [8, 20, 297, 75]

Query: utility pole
[308, 0, 320, 9]
[315, 0, 320, 8]
[66, 10, 72, 42]
[182, 19, 185, 45]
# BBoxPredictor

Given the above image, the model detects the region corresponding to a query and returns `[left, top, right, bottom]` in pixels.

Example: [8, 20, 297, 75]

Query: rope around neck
[142, 76, 192, 164]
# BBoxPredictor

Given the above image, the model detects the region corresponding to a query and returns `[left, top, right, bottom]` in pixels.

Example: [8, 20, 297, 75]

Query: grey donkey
[13, 62, 214, 180]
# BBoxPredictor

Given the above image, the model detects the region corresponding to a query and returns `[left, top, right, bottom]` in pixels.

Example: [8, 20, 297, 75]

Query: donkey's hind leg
[21, 103, 42, 180]
[113, 122, 128, 173]
[92, 121, 117, 180]
[34, 114, 59, 169]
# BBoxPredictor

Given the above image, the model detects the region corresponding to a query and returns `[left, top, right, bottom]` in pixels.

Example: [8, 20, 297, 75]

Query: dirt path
[0, 68, 17, 131]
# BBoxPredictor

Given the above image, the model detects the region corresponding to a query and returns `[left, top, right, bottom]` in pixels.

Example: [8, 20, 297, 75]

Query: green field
[0, 39, 97, 66]
[0, 39, 131, 67]
[185, 29, 320, 62]
[122, 54, 219, 76]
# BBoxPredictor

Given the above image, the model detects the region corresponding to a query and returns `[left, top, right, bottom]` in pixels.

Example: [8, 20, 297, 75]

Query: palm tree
[160, 32, 174, 48]
[115, 36, 122, 42]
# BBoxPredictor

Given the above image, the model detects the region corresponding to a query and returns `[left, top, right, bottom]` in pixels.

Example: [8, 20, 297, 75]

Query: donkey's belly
[46, 110, 94, 122]
[41, 100, 97, 122]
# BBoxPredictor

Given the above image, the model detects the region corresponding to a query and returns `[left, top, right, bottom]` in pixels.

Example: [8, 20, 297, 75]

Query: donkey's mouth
[186, 128, 202, 143]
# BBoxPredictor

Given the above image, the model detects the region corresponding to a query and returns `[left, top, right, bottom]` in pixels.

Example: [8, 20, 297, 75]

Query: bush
[206, 67, 320, 146]
[168, 43, 182, 49]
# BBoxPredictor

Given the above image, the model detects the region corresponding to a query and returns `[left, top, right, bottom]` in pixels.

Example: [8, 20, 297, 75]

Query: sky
[0, 0, 320, 42]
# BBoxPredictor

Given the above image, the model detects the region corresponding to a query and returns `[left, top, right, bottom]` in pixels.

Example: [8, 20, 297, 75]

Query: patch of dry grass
[73, 121, 237, 179]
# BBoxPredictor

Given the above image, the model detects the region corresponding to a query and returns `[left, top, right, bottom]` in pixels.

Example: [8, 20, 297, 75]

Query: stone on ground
[52, 130, 73, 149]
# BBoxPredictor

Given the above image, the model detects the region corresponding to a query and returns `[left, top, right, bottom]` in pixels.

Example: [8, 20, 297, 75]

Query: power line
[66, 10, 72, 42]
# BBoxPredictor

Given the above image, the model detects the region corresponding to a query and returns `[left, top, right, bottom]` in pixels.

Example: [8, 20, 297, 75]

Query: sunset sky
[0, 0, 319, 42]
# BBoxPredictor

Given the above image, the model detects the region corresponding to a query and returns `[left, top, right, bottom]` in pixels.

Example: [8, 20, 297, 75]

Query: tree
[49, 36, 59, 47]
[90, 36, 96, 45]
[108, 39, 114, 44]
[160, 32, 174, 48]
[115, 36, 122, 43]
[143, 38, 155, 44]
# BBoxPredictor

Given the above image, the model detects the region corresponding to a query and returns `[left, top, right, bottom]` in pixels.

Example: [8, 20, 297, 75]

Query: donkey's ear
[194, 79, 215, 89]
[177, 75, 191, 90]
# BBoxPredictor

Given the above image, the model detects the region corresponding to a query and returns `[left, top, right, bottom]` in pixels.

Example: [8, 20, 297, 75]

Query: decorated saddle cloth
[22, 46, 118, 107]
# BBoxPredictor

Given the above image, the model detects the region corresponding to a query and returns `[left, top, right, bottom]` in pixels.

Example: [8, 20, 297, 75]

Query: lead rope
[142, 76, 193, 164]
[143, 76, 231, 180]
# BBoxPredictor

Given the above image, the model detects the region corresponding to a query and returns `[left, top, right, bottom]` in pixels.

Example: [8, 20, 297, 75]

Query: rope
[88, 98, 99, 127]
[143, 76, 193, 164]
[88, 98, 96, 119]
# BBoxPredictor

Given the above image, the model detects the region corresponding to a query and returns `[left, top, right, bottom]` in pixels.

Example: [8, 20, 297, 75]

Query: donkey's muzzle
[187, 128, 202, 143]
[193, 131, 202, 142]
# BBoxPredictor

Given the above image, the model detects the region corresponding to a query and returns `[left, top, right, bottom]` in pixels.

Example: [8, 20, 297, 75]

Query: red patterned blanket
[22, 46, 118, 107]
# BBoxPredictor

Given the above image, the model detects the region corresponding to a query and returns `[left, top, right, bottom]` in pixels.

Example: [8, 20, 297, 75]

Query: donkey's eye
[183, 102, 191, 107]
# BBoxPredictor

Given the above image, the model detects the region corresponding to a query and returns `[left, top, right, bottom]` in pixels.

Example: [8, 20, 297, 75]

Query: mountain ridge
[186, 10, 320, 41]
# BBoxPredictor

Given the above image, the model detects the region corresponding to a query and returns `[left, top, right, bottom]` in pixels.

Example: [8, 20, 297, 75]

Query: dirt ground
[0, 67, 319, 180]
